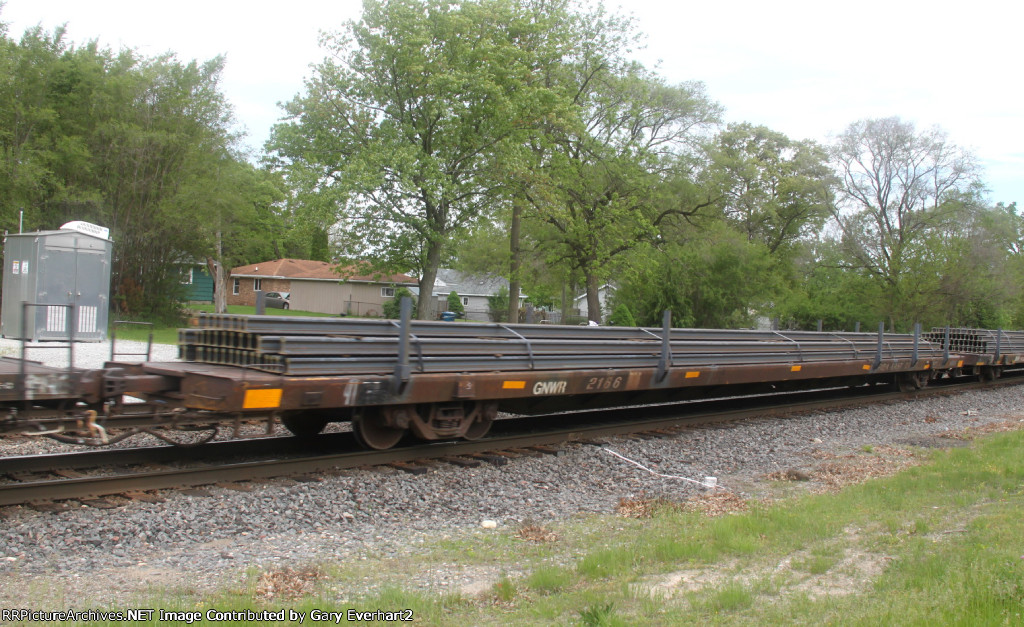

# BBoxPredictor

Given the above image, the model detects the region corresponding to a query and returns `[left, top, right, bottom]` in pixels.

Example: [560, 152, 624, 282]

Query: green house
[183, 264, 214, 303]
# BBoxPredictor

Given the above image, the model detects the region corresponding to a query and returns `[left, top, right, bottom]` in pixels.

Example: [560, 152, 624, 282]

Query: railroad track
[0, 376, 1018, 507]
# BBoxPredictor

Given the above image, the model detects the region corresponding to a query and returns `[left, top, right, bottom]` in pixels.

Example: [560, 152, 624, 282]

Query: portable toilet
[1, 221, 113, 341]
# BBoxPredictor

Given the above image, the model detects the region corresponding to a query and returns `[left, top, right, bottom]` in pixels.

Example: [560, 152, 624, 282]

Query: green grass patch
[525, 565, 574, 593]
[109, 321, 180, 346]
[186, 303, 341, 318]
[106, 305, 353, 346]
[791, 548, 840, 575]
[694, 581, 756, 613]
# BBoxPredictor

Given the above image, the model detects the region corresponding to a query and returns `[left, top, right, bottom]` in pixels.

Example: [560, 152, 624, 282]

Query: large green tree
[612, 223, 774, 328]
[0, 21, 260, 320]
[830, 117, 982, 329]
[522, 9, 721, 322]
[268, 0, 569, 319]
[705, 123, 835, 257]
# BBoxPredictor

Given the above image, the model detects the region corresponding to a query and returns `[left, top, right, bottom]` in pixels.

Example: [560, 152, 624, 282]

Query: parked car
[264, 291, 290, 309]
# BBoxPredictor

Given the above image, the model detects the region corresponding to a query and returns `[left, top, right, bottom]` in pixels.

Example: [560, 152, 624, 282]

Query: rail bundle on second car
[1, 302, 1022, 449]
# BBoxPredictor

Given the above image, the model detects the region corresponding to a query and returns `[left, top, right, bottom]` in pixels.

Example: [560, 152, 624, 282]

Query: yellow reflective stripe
[790, 365, 802, 372]
[502, 381, 526, 390]
[685, 371, 700, 378]
[243, 388, 282, 409]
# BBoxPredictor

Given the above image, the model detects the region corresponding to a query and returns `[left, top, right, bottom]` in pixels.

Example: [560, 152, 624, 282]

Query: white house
[574, 284, 616, 321]
[424, 269, 526, 321]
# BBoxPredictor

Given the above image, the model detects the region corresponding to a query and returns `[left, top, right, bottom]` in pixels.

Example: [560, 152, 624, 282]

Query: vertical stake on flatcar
[657, 310, 672, 382]
[912, 322, 920, 363]
[393, 296, 412, 393]
[873, 321, 884, 370]
[995, 328, 1002, 363]
[19, 301, 27, 407]
[855, 321, 861, 333]
[943, 325, 950, 361]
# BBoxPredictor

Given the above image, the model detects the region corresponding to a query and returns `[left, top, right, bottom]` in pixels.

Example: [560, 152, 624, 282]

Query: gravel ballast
[0, 339, 1021, 608]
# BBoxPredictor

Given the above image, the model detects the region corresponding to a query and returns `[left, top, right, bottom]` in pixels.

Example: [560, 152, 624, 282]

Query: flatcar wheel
[896, 372, 927, 393]
[462, 414, 493, 441]
[352, 411, 406, 450]
[462, 401, 497, 441]
[980, 366, 1002, 382]
[281, 413, 329, 437]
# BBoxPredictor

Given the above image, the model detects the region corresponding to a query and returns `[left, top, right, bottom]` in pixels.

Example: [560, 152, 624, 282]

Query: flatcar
[0, 302, 1021, 449]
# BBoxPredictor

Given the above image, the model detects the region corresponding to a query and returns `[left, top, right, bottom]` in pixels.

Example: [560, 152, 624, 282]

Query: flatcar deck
[0, 356, 84, 402]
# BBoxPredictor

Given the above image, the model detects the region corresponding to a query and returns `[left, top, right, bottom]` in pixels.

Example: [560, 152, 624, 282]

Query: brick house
[228, 259, 416, 316]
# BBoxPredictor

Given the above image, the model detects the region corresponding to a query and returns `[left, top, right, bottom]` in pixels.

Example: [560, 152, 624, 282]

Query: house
[574, 283, 616, 321]
[228, 259, 417, 316]
[181, 263, 214, 303]
[425, 269, 526, 322]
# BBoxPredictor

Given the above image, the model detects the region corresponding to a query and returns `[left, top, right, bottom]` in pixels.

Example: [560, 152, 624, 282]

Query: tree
[487, 285, 510, 322]
[612, 224, 774, 328]
[521, 8, 722, 322]
[198, 161, 286, 313]
[830, 117, 982, 329]
[0, 22, 252, 321]
[773, 240, 881, 330]
[607, 303, 635, 327]
[446, 290, 465, 317]
[705, 123, 836, 256]
[268, 0, 566, 320]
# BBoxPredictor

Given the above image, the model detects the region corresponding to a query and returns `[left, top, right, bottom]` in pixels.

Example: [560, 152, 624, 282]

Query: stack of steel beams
[176, 314, 946, 376]
[924, 328, 1024, 355]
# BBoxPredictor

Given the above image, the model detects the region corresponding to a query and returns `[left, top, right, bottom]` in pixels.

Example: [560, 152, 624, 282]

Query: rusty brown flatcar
[1, 307, 1019, 449]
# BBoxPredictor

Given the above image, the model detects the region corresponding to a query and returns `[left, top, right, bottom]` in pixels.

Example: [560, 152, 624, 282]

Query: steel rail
[0, 434, 333, 474]
[178, 318, 951, 375]
[193, 313, 936, 344]
[192, 335, 937, 357]
[183, 349, 942, 376]
[191, 314, 1024, 359]
[925, 327, 1024, 354]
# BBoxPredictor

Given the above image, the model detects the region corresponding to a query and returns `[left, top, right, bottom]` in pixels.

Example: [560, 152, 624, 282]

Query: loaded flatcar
[0, 302, 1021, 449]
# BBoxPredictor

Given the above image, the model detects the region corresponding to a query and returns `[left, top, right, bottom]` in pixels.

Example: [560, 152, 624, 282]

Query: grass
[61, 424, 1024, 626]
[107, 305, 344, 346]
[185, 304, 341, 318]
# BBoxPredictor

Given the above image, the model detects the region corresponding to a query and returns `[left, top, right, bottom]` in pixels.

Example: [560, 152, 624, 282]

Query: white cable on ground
[602, 446, 722, 489]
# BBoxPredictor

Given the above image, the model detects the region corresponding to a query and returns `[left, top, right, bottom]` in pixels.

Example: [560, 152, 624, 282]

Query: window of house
[381, 286, 395, 298]
[232, 279, 240, 295]
[462, 297, 469, 306]
[254, 278, 262, 291]
[181, 268, 193, 285]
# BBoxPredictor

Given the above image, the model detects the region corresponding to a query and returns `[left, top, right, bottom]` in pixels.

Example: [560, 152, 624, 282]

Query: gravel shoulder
[0, 341, 1021, 609]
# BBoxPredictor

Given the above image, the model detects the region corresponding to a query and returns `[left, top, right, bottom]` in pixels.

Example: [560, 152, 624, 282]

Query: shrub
[382, 287, 417, 319]
[607, 304, 636, 327]
[487, 285, 509, 322]
[446, 291, 465, 316]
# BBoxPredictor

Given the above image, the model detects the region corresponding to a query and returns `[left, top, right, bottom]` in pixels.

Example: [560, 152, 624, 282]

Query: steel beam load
[178, 315, 945, 376]
[924, 328, 1024, 357]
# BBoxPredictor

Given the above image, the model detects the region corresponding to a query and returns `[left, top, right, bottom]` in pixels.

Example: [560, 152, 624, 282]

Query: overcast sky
[3, 0, 1020, 205]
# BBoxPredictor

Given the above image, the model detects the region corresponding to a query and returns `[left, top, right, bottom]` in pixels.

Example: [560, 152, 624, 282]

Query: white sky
[2, 0, 1020, 205]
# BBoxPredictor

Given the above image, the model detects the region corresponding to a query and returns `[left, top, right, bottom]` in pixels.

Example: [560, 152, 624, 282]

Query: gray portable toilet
[1, 221, 113, 341]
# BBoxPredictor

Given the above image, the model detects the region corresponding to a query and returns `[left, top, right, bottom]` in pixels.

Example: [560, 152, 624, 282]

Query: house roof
[230, 259, 416, 284]
[573, 284, 616, 304]
[432, 269, 513, 298]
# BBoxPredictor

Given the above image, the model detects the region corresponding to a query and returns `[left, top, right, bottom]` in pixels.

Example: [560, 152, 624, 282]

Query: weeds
[578, 601, 616, 626]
